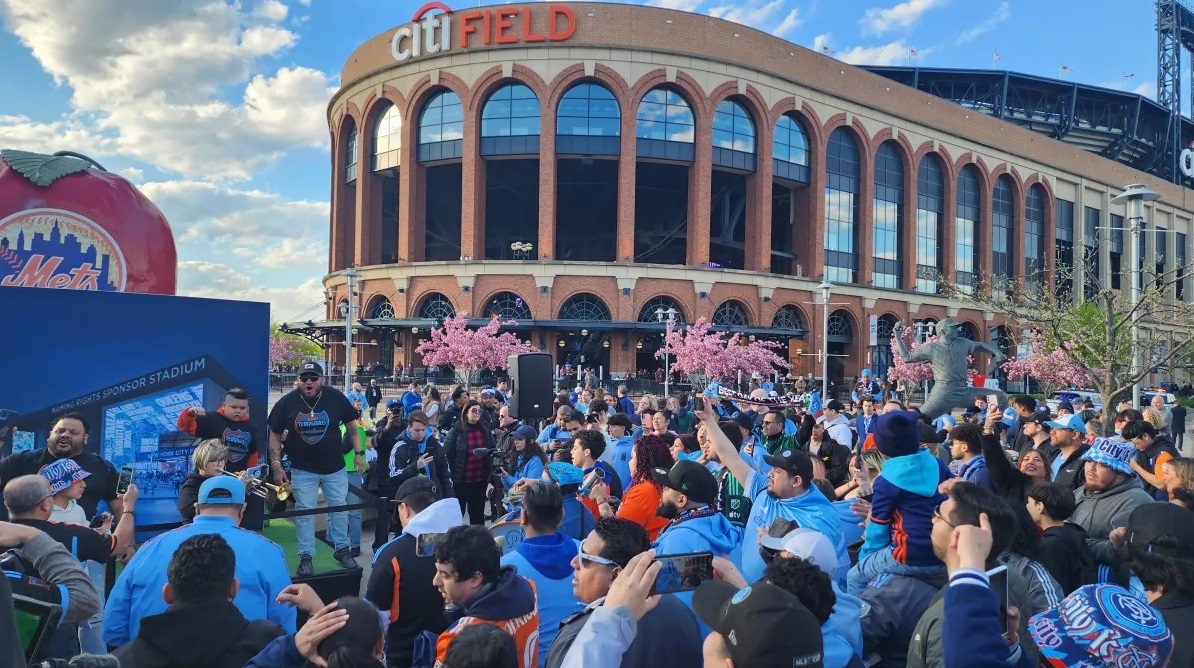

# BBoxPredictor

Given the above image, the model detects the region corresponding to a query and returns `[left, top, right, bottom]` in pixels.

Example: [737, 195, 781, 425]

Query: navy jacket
[942, 570, 1034, 668]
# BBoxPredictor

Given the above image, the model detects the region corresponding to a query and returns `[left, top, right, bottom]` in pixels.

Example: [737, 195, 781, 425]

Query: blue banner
[0, 286, 269, 527]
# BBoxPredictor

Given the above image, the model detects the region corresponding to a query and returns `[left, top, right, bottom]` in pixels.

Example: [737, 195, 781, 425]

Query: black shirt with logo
[267, 388, 359, 474]
[0, 451, 118, 519]
[193, 412, 258, 472]
[12, 518, 117, 563]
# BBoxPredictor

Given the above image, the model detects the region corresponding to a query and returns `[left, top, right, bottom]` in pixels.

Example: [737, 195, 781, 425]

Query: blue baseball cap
[513, 425, 538, 442]
[198, 476, 246, 505]
[1044, 413, 1086, 434]
[1030, 584, 1172, 668]
[39, 459, 90, 494]
[1081, 437, 1135, 476]
[386, 398, 402, 409]
[547, 462, 584, 486]
[1001, 407, 1019, 427]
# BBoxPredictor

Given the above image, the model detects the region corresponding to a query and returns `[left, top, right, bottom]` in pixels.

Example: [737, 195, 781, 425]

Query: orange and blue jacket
[434, 567, 539, 668]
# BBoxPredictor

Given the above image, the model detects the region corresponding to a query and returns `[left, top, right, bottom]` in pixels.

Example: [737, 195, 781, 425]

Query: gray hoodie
[1071, 474, 1154, 565]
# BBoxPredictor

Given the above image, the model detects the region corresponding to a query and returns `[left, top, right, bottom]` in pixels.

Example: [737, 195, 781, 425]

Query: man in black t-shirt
[267, 361, 362, 576]
[0, 412, 121, 521]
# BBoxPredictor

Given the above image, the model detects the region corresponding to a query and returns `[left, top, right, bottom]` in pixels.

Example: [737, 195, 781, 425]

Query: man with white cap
[1071, 437, 1155, 581]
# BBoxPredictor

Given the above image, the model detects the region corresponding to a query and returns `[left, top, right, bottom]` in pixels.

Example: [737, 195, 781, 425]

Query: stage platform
[261, 518, 344, 574]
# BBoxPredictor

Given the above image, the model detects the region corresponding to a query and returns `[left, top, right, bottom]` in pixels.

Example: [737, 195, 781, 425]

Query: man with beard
[365, 478, 464, 668]
[0, 412, 122, 521]
[1071, 437, 1154, 582]
[266, 361, 362, 576]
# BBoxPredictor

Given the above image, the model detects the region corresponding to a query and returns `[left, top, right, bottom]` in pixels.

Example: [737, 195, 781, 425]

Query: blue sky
[0, 0, 1164, 321]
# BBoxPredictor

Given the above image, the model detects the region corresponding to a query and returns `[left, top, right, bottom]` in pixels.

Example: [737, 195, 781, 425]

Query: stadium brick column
[806, 138, 827, 281]
[617, 113, 637, 263]
[856, 133, 876, 287]
[354, 126, 380, 266]
[460, 110, 486, 260]
[330, 122, 352, 272]
[1012, 180, 1027, 293]
[940, 165, 957, 288]
[538, 113, 558, 260]
[900, 152, 918, 291]
[1043, 186, 1057, 293]
[977, 171, 993, 297]
[745, 120, 774, 272]
[397, 113, 426, 263]
[688, 112, 714, 266]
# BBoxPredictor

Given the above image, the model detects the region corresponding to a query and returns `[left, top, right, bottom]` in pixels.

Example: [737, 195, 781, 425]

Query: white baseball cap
[759, 528, 838, 576]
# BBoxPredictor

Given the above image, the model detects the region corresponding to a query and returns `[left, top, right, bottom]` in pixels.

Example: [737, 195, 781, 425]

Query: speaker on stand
[507, 353, 555, 420]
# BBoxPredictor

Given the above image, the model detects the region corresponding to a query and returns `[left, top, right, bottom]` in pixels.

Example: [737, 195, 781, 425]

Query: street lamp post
[655, 306, 678, 397]
[341, 267, 360, 393]
[819, 280, 833, 401]
[1111, 184, 1160, 408]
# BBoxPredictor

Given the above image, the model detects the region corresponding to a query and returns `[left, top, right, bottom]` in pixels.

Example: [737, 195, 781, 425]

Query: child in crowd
[1027, 481, 1095, 595]
[846, 410, 951, 597]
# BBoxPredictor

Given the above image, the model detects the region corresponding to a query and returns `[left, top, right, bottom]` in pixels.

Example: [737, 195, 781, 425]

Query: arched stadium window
[1025, 185, 1045, 297]
[417, 90, 464, 161]
[825, 128, 860, 283]
[771, 305, 804, 331]
[482, 84, 540, 137]
[557, 83, 620, 136]
[827, 311, 853, 342]
[992, 175, 1015, 292]
[558, 293, 612, 321]
[486, 292, 532, 320]
[712, 100, 755, 154]
[916, 155, 945, 294]
[955, 165, 980, 295]
[417, 293, 456, 320]
[873, 142, 903, 289]
[637, 296, 686, 324]
[636, 88, 694, 142]
[712, 300, 749, 327]
[958, 322, 978, 340]
[345, 121, 359, 183]
[372, 103, 401, 171]
[773, 115, 810, 183]
[369, 298, 395, 319]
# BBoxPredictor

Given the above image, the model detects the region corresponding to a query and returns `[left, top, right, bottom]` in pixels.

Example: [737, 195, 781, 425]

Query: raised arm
[697, 396, 753, 488]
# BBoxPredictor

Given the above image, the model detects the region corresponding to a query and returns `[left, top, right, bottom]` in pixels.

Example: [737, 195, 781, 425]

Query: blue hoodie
[401, 390, 422, 414]
[860, 448, 949, 567]
[960, 454, 995, 493]
[558, 496, 597, 542]
[823, 582, 865, 668]
[654, 511, 743, 637]
[502, 534, 584, 668]
[739, 470, 849, 584]
[604, 436, 634, 491]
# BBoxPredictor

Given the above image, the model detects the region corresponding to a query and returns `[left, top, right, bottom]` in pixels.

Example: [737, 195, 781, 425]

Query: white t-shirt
[50, 499, 88, 526]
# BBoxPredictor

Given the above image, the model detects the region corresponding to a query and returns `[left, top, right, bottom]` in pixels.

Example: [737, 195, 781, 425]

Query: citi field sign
[392, 2, 577, 63]
[1181, 141, 1194, 180]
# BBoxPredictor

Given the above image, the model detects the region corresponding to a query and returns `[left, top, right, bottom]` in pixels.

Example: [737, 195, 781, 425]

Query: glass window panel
[558, 83, 621, 137]
[773, 115, 808, 167]
[635, 88, 693, 144]
[825, 130, 859, 283]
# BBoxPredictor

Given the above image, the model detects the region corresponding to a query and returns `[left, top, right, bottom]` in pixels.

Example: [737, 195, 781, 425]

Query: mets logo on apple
[0, 207, 127, 291]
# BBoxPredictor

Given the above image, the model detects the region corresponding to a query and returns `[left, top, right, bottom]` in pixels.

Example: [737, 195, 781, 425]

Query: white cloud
[115, 167, 144, 182]
[296, 0, 311, 5]
[708, 0, 788, 31]
[813, 33, 833, 52]
[860, 0, 947, 36]
[0, 114, 114, 156]
[838, 41, 921, 66]
[0, 0, 337, 181]
[648, 0, 704, 10]
[955, 2, 1009, 44]
[253, 0, 288, 22]
[772, 9, 802, 37]
[138, 180, 329, 248]
[178, 260, 325, 322]
[1134, 81, 1157, 99]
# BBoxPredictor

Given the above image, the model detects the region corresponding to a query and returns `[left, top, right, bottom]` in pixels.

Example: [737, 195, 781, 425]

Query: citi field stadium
[282, 1, 1194, 387]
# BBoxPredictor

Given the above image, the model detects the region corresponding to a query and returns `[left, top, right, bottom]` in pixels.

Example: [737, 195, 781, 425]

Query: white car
[1045, 390, 1103, 414]
[1141, 391, 1177, 409]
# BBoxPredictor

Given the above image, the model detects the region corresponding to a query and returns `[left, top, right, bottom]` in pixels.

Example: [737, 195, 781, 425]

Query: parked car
[1141, 390, 1177, 408]
[1046, 390, 1104, 414]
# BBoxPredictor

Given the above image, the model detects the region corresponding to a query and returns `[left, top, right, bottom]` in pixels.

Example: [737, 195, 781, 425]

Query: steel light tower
[341, 267, 360, 393]
[656, 306, 678, 398]
[819, 280, 833, 401]
[1111, 184, 1161, 408]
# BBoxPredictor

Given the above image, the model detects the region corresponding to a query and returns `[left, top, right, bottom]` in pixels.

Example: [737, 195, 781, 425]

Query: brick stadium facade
[307, 1, 1194, 387]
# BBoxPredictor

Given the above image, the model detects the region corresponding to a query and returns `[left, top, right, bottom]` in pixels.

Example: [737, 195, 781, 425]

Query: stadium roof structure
[862, 66, 1194, 188]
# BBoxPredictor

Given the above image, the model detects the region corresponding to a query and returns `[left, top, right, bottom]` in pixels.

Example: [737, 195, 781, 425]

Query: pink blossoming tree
[416, 313, 536, 387]
[659, 318, 789, 388]
[270, 323, 321, 370]
[1000, 330, 1095, 395]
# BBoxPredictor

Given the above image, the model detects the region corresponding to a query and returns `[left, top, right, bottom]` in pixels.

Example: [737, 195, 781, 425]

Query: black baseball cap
[693, 580, 824, 668]
[1020, 413, 1051, 426]
[651, 460, 719, 504]
[1127, 502, 1194, 558]
[299, 361, 324, 377]
[762, 448, 815, 482]
[395, 477, 440, 503]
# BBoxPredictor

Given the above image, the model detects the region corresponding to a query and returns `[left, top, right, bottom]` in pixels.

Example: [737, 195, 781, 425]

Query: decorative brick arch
[771, 302, 811, 331]
[475, 288, 535, 320]
[634, 291, 697, 324]
[546, 63, 633, 118]
[769, 99, 823, 162]
[955, 154, 992, 194]
[706, 81, 769, 132]
[358, 90, 406, 161]
[872, 128, 916, 167]
[1022, 174, 1055, 202]
[553, 289, 614, 319]
[990, 165, 1024, 209]
[409, 290, 459, 318]
[467, 64, 551, 112]
[914, 142, 956, 183]
[404, 71, 471, 132]
[628, 69, 712, 129]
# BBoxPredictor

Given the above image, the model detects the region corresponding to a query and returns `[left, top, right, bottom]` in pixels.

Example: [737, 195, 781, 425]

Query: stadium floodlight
[1111, 184, 1160, 408]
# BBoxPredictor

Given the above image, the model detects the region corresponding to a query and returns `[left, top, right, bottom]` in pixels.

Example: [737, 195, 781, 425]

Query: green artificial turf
[261, 518, 343, 574]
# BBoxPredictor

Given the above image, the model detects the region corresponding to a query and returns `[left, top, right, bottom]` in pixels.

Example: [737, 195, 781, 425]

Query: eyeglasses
[577, 547, 617, 568]
[299, 374, 320, 381]
[933, 503, 954, 528]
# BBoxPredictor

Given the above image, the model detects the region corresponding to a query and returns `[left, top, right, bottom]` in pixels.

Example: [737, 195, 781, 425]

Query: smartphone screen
[987, 394, 1000, 409]
[986, 565, 1010, 633]
[653, 551, 714, 595]
[857, 457, 874, 500]
[416, 532, 445, 558]
[116, 465, 135, 495]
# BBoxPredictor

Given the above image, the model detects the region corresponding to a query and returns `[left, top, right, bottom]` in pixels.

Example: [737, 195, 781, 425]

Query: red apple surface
[0, 149, 177, 294]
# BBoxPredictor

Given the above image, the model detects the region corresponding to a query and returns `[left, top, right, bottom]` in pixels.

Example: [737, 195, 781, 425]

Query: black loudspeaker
[508, 353, 554, 419]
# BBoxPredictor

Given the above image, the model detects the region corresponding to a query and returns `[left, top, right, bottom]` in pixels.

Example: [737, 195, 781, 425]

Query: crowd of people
[2, 361, 1193, 668]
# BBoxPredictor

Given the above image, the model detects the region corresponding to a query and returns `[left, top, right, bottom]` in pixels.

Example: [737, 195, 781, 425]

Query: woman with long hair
[835, 449, 885, 500]
[422, 386, 442, 429]
[443, 400, 495, 525]
[1162, 456, 1194, 507]
[671, 433, 701, 462]
[591, 434, 674, 540]
[500, 425, 548, 490]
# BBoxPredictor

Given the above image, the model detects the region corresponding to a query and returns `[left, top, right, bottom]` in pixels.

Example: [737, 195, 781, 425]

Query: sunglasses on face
[299, 374, 320, 381]
[577, 547, 617, 568]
